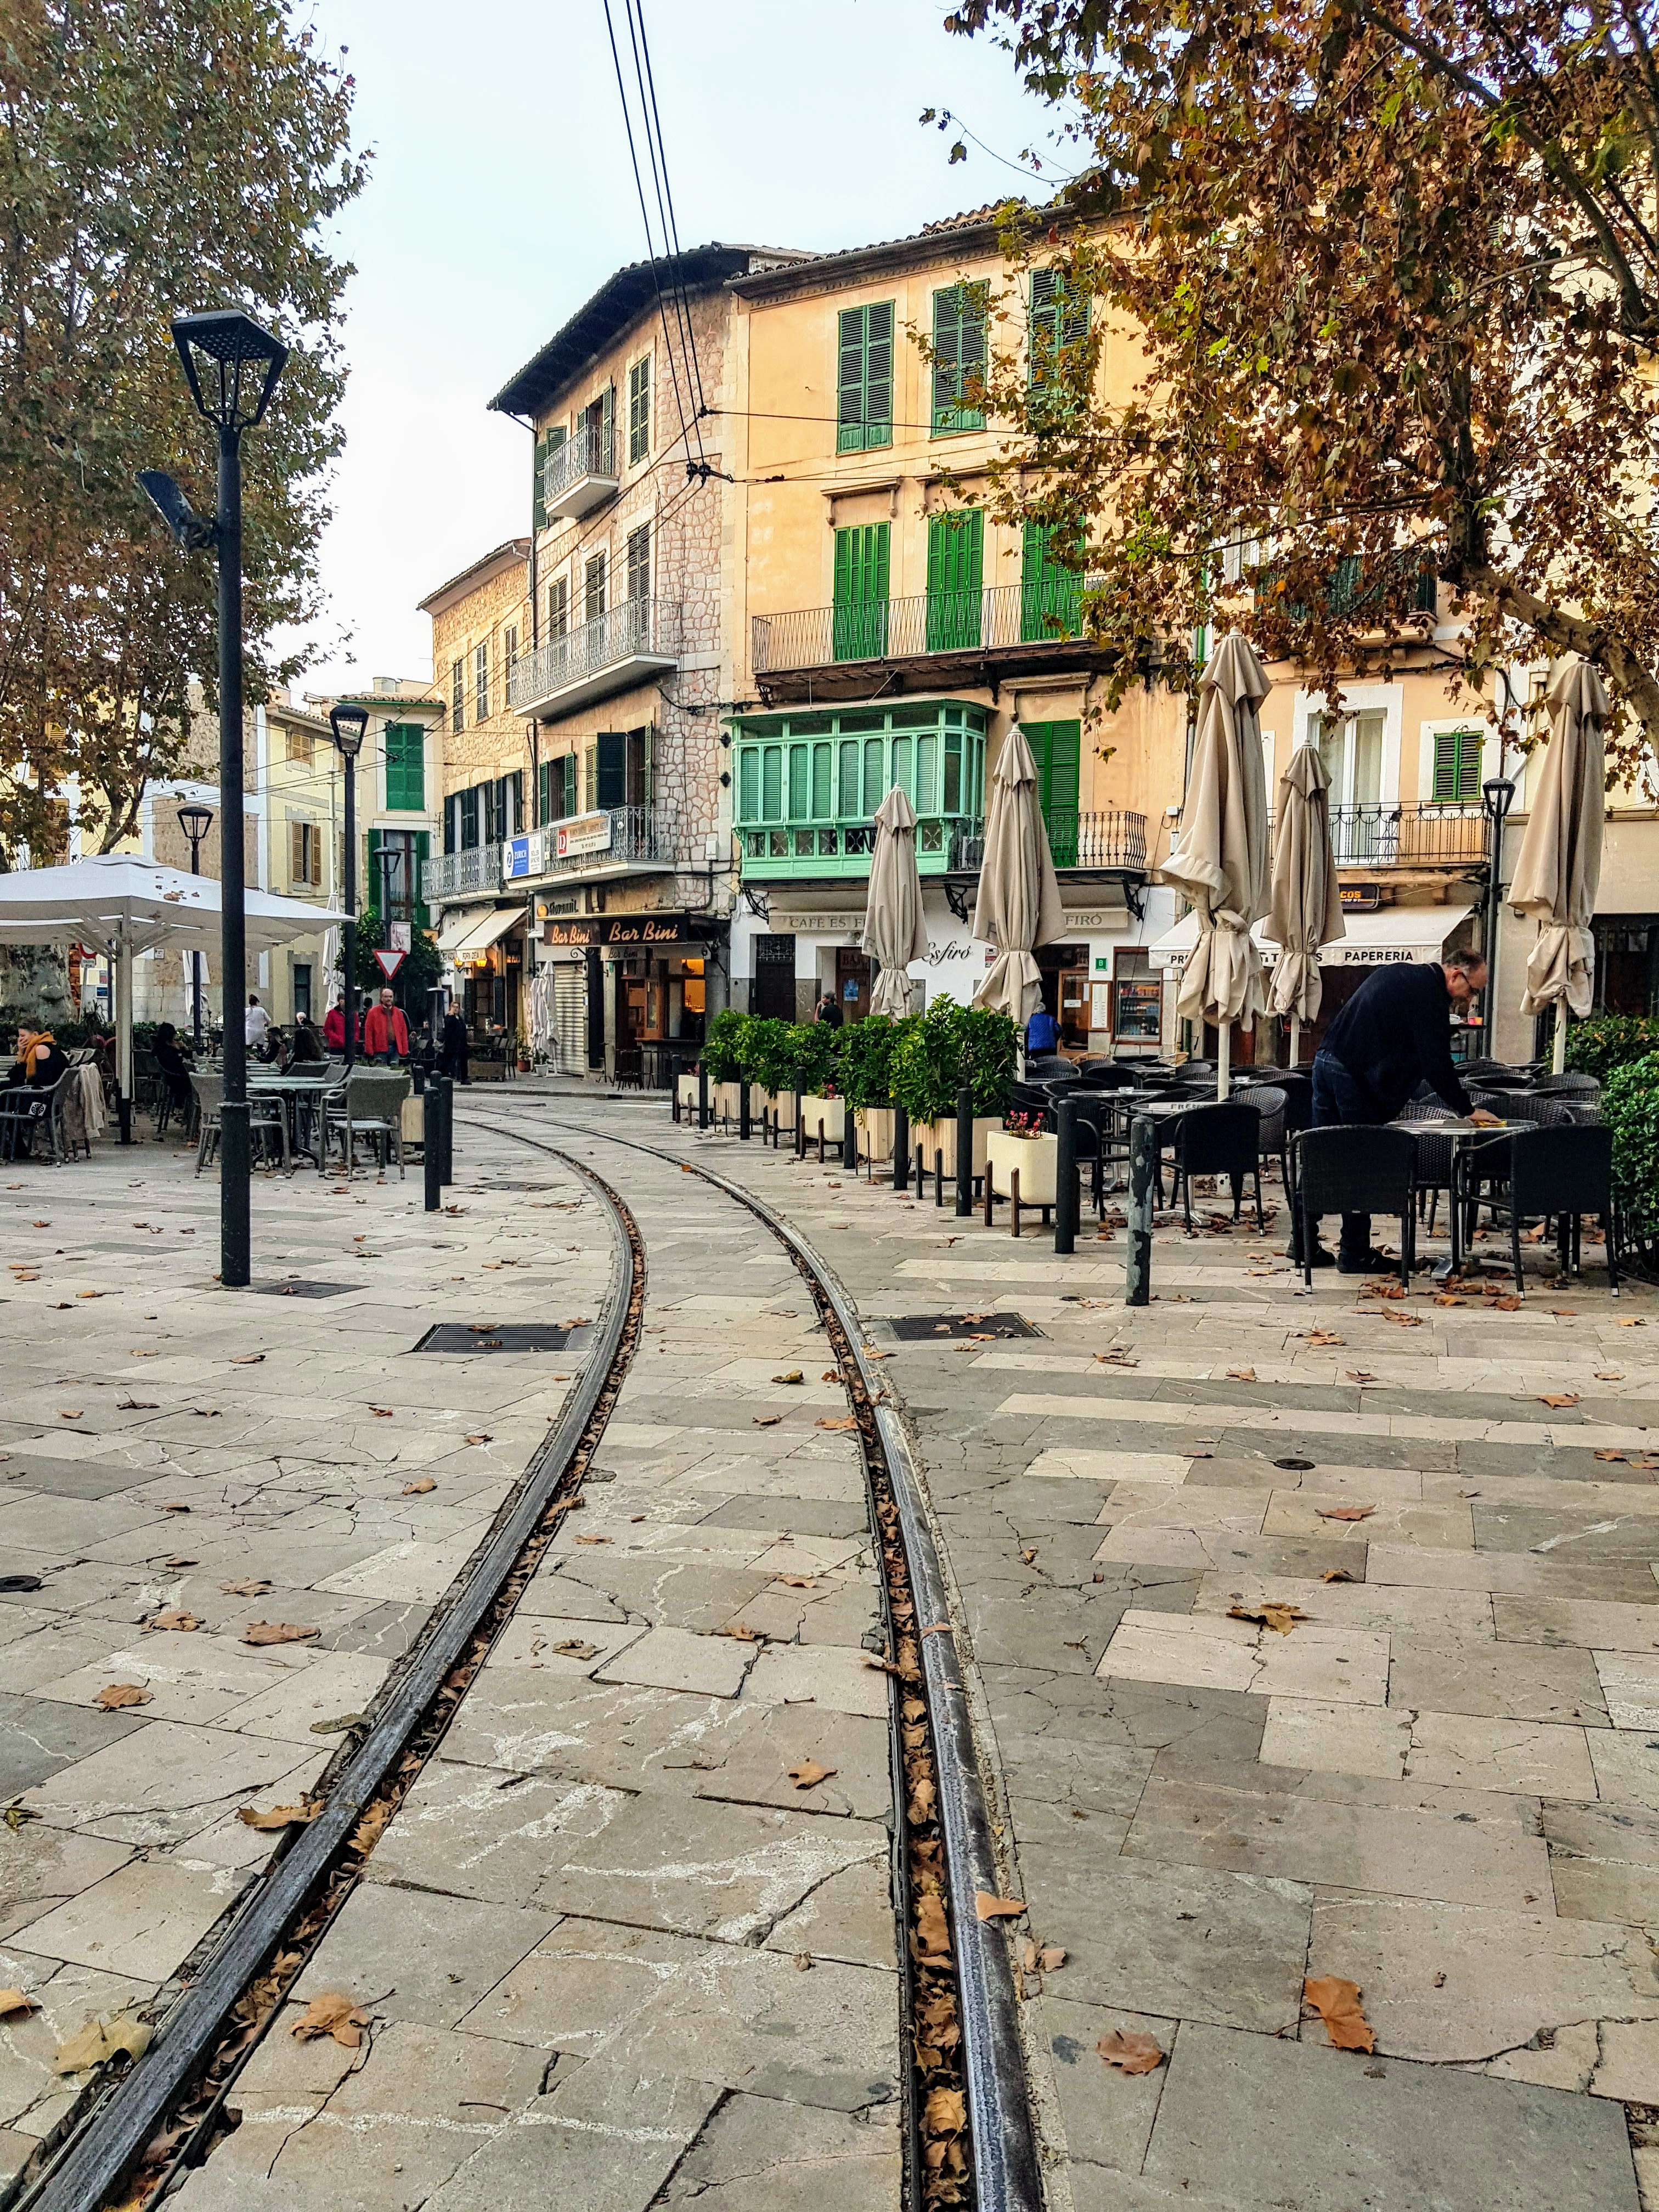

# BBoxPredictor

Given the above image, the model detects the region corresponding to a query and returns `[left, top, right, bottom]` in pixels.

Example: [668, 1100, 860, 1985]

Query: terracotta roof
[728, 199, 1046, 301]
[418, 538, 531, 617]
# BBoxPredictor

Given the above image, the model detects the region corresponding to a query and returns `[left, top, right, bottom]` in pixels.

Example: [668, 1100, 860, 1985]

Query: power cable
[633, 0, 711, 432]
[601, 0, 696, 470]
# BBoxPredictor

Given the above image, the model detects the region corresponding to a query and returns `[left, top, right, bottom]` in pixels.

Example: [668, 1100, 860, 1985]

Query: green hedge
[788, 1019, 839, 1095]
[1606, 1051, 1659, 1241]
[701, 1008, 748, 1084]
[737, 1017, 797, 1096]
[1564, 1017, 1659, 1082]
[836, 1014, 905, 1109]
[888, 996, 1019, 1125]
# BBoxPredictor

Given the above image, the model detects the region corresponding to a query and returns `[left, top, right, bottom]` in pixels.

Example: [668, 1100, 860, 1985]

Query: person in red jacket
[362, 988, 409, 1065]
[323, 1001, 347, 1052]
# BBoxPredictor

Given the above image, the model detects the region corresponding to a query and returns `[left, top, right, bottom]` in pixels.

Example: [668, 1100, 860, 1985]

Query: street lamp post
[1481, 774, 1518, 1053]
[176, 801, 214, 1049]
[140, 309, 287, 1291]
[329, 702, 369, 1069]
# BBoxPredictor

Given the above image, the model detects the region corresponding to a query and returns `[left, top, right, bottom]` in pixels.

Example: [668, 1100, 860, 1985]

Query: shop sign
[541, 914, 717, 948]
[552, 811, 613, 861]
[1327, 943, 1421, 966]
[1340, 884, 1382, 911]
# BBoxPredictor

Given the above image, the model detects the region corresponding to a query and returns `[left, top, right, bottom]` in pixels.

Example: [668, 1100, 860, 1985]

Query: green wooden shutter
[811, 743, 832, 818]
[761, 745, 783, 820]
[738, 747, 759, 823]
[413, 831, 430, 928]
[837, 304, 894, 453]
[561, 754, 577, 817]
[1025, 721, 1081, 866]
[832, 524, 889, 661]
[383, 724, 424, 812]
[926, 510, 984, 651]
[1021, 521, 1083, 642]
[1030, 268, 1088, 388]
[365, 826, 383, 915]
[932, 282, 987, 434]
[532, 434, 547, 532]
[1433, 730, 1483, 802]
[628, 357, 651, 465]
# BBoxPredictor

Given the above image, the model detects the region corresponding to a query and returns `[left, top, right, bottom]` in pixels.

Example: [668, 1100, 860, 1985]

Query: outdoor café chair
[1232, 1082, 1289, 1190]
[1451, 1122, 1619, 1296]
[1165, 1101, 1266, 1232]
[322, 1069, 409, 1180]
[0, 1071, 71, 1164]
[1025, 1054, 1079, 1084]
[194, 1071, 289, 1173]
[1394, 1094, 1459, 1236]
[1290, 1125, 1418, 1288]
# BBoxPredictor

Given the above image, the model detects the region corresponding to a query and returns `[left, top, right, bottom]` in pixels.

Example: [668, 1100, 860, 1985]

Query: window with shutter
[413, 830, 430, 926]
[505, 625, 518, 676]
[595, 731, 627, 810]
[450, 660, 464, 734]
[831, 523, 889, 661]
[532, 433, 548, 533]
[925, 509, 984, 651]
[628, 356, 651, 465]
[1023, 721, 1081, 865]
[383, 724, 425, 813]
[290, 820, 305, 888]
[548, 577, 569, 640]
[932, 281, 988, 435]
[1029, 267, 1089, 390]
[626, 525, 650, 603]
[837, 302, 894, 453]
[475, 640, 489, 724]
[1432, 729, 1484, 803]
[509, 771, 524, 833]
[561, 753, 577, 818]
[460, 787, 479, 849]
[1021, 521, 1084, 642]
[585, 554, 606, 624]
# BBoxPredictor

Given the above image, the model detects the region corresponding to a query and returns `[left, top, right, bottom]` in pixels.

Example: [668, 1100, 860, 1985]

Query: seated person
[4, 1025, 69, 1156]
[286, 1014, 326, 1067]
[151, 1023, 195, 1109]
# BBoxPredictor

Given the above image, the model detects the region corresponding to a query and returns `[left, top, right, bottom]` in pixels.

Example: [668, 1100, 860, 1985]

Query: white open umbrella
[1268, 741, 1344, 1065]
[1509, 657, 1610, 1071]
[1161, 631, 1272, 1098]
[862, 786, 929, 1016]
[0, 856, 344, 1120]
[971, 727, 1065, 1022]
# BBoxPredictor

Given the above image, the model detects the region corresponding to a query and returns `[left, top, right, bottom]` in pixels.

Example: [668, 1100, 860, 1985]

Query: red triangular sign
[373, 949, 405, 980]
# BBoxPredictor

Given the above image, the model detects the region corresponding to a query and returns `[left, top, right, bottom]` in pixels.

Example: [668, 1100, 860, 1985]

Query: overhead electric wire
[601, 0, 696, 470]
[623, 0, 702, 453]
[633, 0, 711, 432]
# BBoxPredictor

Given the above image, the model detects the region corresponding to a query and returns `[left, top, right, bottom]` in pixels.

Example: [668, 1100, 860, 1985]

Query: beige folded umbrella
[1510, 656, 1610, 1070]
[862, 785, 929, 1016]
[1268, 740, 1344, 1064]
[1161, 630, 1272, 1097]
[971, 726, 1065, 1022]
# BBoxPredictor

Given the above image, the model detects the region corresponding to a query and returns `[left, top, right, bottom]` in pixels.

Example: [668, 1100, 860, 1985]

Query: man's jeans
[1308, 1051, 1385, 1264]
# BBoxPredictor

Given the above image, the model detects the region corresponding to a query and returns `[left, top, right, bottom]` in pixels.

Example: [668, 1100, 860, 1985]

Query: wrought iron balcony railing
[504, 805, 677, 882]
[507, 598, 680, 718]
[752, 578, 1098, 675]
[542, 420, 617, 515]
[1327, 800, 1488, 867]
[950, 808, 1149, 873]
[422, 843, 505, 902]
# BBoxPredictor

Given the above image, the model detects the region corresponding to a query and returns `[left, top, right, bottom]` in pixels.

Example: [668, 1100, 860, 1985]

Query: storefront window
[1113, 947, 1163, 1045]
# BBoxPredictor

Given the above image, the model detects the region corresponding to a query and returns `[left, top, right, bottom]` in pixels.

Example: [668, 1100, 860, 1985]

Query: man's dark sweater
[1319, 963, 1472, 1120]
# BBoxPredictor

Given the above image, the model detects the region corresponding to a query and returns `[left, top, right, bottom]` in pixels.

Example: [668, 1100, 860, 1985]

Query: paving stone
[1259, 1696, 1412, 1780]
[1041, 1997, 1177, 2175]
[1595, 1651, 1659, 1731]
[658, 2090, 902, 2210]
[1587, 1729, 1659, 1812]
[15, 1853, 250, 1978]
[292, 1882, 556, 2029]
[0, 1823, 129, 1943]
[0, 1692, 148, 1796]
[1546, 1801, 1659, 1923]
[1143, 2019, 1640, 2210]
[525, 1554, 775, 1630]
[594, 1624, 757, 1699]
[763, 1854, 896, 1970]
[19, 1718, 312, 1846]
[366, 1759, 634, 1905]
[426, 2060, 722, 2212]
[743, 1641, 890, 1718]
[1404, 1711, 1598, 1799]
[0, 1954, 153, 2136]
[1387, 1637, 1609, 1725]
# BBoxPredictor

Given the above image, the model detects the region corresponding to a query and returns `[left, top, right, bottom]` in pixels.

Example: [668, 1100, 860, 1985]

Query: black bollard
[424, 1085, 442, 1212]
[955, 1084, 974, 1217]
[1054, 1094, 1079, 1255]
[697, 1061, 709, 1132]
[437, 1075, 454, 1187]
[1125, 1113, 1154, 1306]
[893, 1103, 910, 1192]
[739, 1079, 751, 1142]
[794, 1075, 805, 1159]
[845, 1107, 858, 1175]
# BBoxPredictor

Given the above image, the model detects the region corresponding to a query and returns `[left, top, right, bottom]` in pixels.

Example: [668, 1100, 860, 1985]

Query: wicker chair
[1233, 1082, 1289, 1188]
[1452, 1122, 1619, 1296]
[1290, 1125, 1418, 1286]
[321, 1069, 409, 1180]
[1165, 1102, 1266, 1231]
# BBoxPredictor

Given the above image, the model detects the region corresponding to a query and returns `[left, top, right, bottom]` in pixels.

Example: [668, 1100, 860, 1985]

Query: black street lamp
[329, 701, 369, 1068]
[176, 800, 215, 1049]
[140, 307, 288, 1292]
[1481, 774, 1517, 1047]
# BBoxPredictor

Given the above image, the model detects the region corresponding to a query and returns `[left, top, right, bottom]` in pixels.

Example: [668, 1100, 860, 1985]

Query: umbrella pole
[1289, 1014, 1301, 1070]
[1217, 1024, 1231, 1103]
[116, 936, 133, 1146]
[1553, 1002, 1568, 1075]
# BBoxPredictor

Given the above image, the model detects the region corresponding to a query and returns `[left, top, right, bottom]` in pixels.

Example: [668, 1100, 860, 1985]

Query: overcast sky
[285, 0, 1063, 694]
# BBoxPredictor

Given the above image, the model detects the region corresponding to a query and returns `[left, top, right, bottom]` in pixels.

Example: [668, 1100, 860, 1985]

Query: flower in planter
[1005, 1110, 1047, 1139]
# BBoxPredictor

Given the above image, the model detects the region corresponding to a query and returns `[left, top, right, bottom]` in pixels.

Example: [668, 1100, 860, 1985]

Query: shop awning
[437, 906, 494, 954]
[440, 906, 522, 958]
[1149, 901, 1475, 972]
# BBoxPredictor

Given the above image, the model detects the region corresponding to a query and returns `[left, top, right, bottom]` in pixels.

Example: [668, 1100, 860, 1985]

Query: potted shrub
[1565, 1017, 1659, 1083]
[890, 996, 1017, 1182]
[838, 1014, 904, 1161]
[737, 1015, 798, 1131]
[1606, 1049, 1659, 1277]
[985, 1108, 1060, 1228]
[699, 1008, 749, 1124]
[790, 1019, 843, 1146]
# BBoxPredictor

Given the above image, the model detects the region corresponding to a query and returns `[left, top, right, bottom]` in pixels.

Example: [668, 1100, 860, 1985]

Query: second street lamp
[176, 800, 214, 1049]
[1481, 774, 1518, 1052]
[329, 701, 369, 1068]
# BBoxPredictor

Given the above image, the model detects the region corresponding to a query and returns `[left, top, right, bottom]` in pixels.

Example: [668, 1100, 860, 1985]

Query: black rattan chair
[1166, 1102, 1265, 1231]
[1452, 1122, 1619, 1297]
[1290, 1125, 1418, 1287]
[1233, 1082, 1289, 1189]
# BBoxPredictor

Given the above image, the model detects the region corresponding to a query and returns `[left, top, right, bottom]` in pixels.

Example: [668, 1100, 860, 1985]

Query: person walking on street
[323, 1000, 346, 1052]
[244, 994, 269, 1051]
[362, 988, 409, 1065]
[1025, 1001, 1061, 1056]
[438, 1006, 470, 1083]
[815, 990, 843, 1029]
[1304, 950, 1493, 1271]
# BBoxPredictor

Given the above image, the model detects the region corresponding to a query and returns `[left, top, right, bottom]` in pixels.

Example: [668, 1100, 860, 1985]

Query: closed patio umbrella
[862, 785, 928, 1016]
[1162, 630, 1272, 1098]
[970, 726, 1065, 1022]
[1268, 740, 1344, 1065]
[0, 855, 344, 1128]
[1509, 656, 1610, 1071]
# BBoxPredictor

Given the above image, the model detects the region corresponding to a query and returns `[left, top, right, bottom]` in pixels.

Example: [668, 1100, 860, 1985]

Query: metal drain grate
[888, 1311, 1043, 1342]
[414, 1322, 588, 1354]
[254, 1279, 357, 1299]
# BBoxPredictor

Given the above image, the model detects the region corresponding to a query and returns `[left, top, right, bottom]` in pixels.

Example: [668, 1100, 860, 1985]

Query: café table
[1392, 1114, 1512, 1276]
[248, 1073, 334, 1167]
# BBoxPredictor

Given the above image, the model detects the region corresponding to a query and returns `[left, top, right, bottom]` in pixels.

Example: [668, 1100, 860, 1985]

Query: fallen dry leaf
[221, 1578, 271, 1596]
[1097, 2028, 1165, 2074]
[236, 1801, 319, 1831]
[1618, 1317, 1647, 1327]
[974, 1892, 1025, 1922]
[1491, 1295, 1522, 1311]
[94, 1684, 150, 1711]
[1321, 1567, 1357, 1583]
[464, 1433, 493, 1446]
[717, 1622, 759, 1641]
[160, 1502, 189, 1514]
[1019, 1547, 1038, 1565]
[924, 2085, 967, 2137]
[776, 1573, 816, 1589]
[146, 1610, 199, 1633]
[772, 1370, 804, 1385]
[58, 1410, 82, 1420]
[1432, 1294, 1467, 1307]
[242, 1621, 320, 1646]
[816, 1416, 858, 1431]
[573, 1533, 612, 1546]
[1316, 1505, 1376, 1522]
[1538, 1393, 1580, 1409]
[1304, 1330, 1345, 1346]
[1346, 1372, 1378, 1384]
[291, 1991, 370, 2049]
[1304, 1974, 1376, 2052]
[1380, 1310, 1423, 1328]
[551, 1639, 599, 1660]
[1228, 1603, 1310, 1635]
[75, 1290, 106, 1300]
[1595, 1450, 1629, 1464]
[787, 1759, 837, 1790]
[914, 1894, 951, 1956]
[1022, 1940, 1068, 1972]
[369, 1407, 394, 1419]
[401, 1479, 436, 1496]
[53, 2011, 153, 2074]
[753, 1415, 782, 1428]
[230, 1353, 265, 1364]
[0, 1990, 38, 2020]
[1227, 1367, 1257, 1383]
[115, 1400, 157, 1411]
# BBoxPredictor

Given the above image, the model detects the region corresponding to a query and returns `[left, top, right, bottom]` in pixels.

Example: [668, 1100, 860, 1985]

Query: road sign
[372, 949, 405, 981]
[388, 921, 412, 952]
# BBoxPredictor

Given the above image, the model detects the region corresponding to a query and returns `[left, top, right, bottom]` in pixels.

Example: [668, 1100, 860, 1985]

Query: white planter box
[911, 1115, 1000, 1178]
[676, 1074, 699, 1115]
[800, 1094, 845, 1145]
[855, 1105, 894, 1161]
[713, 1081, 744, 1122]
[985, 1129, 1059, 1209]
[762, 1088, 798, 1132]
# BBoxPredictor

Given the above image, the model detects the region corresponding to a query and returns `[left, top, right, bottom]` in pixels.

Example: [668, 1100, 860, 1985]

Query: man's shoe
[1284, 1241, 1336, 1268]
[1338, 1246, 1396, 1274]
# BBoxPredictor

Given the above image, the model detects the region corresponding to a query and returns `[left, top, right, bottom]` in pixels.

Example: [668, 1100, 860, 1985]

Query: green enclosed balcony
[731, 701, 985, 883]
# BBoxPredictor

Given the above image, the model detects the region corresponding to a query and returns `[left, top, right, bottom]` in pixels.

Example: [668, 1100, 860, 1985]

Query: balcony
[543, 421, 618, 521]
[739, 814, 977, 883]
[503, 806, 677, 884]
[423, 843, 505, 904]
[950, 809, 1149, 874]
[509, 599, 680, 719]
[1327, 801, 1488, 870]
[750, 580, 1111, 704]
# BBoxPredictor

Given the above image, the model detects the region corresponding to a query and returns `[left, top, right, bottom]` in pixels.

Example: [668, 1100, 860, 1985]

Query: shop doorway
[1035, 943, 1088, 1050]
[754, 935, 797, 1022]
[835, 947, 873, 1023]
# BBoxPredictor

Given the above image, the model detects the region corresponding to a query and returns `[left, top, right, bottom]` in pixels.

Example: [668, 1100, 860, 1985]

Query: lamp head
[137, 471, 216, 552]
[171, 310, 288, 431]
[176, 801, 214, 844]
[329, 701, 369, 760]
[1481, 775, 1517, 823]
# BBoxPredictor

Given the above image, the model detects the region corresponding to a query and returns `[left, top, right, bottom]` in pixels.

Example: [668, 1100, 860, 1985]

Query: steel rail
[465, 1104, 1044, 2212]
[16, 1141, 639, 2212]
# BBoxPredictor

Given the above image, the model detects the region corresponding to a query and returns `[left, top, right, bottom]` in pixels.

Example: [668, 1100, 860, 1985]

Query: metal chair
[1395, 1096, 1459, 1237]
[1290, 1125, 1418, 1287]
[194, 1072, 290, 1172]
[0, 1072, 72, 1164]
[191, 1071, 224, 1173]
[1233, 1082, 1289, 1189]
[1165, 1102, 1266, 1231]
[1025, 1054, 1080, 1084]
[323, 1069, 409, 1180]
[1452, 1122, 1620, 1297]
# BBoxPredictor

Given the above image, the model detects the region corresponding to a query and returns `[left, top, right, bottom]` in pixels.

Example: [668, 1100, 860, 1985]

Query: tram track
[461, 1105, 1043, 2212]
